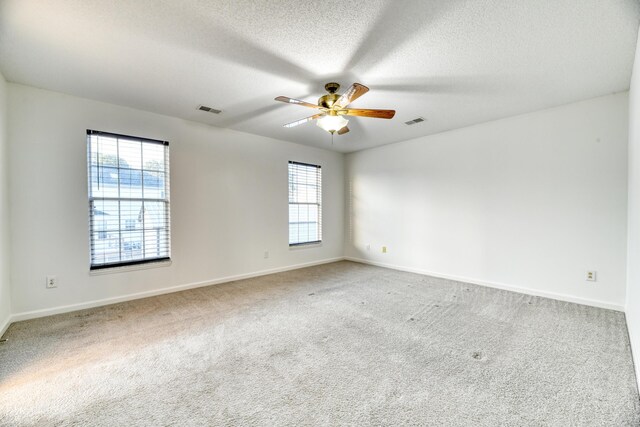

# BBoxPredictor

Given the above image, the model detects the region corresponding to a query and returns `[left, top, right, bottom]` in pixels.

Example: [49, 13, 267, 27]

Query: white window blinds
[288, 161, 322, 245]
[87, 130, 170, 269]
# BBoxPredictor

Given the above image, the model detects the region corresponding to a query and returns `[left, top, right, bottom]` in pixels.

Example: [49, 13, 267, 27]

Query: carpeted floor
[0, 261, 638, 426]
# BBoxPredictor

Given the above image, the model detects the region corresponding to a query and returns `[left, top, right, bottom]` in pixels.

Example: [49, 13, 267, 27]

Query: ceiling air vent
[198, 105, 222, 114]
[404, 117, 425, 126]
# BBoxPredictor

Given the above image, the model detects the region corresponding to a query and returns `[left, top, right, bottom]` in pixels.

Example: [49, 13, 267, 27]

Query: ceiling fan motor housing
[319, 94, 339, 109]
[318, 82, 341, 109]
[324, 82, 340, 93]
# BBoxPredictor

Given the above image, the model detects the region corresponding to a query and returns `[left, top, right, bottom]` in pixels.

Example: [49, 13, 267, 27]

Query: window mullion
[140, 141, 145, 260]
[116, 137, 122, 263]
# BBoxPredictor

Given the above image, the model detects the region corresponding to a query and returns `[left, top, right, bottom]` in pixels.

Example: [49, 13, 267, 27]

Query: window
[87, 130, 170, 269]
[288, 161, 322, 245]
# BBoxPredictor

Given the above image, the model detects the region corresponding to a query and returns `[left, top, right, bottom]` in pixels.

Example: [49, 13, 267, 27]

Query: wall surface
[627, 29, 640, 391]
[8, 84, 343, 315]
[0, 71, 11, 334]
[346, 93, 629, 310]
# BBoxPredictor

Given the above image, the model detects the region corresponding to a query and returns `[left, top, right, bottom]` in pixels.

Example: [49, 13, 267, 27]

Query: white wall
[8, 84, 343, 315]
[346, 93, 629, 310]
[627, 30, 640, 391]
[3, 80, 634, 331]
[0, 71, 11, 334]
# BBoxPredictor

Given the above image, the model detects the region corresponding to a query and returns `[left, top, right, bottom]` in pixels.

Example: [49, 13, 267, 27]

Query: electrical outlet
[366, 244, 370, 251]
[586, 271, 597, 282]
[264, 251, 269, 259]
[46, 275, 58, 289]
[382, 246, 387, 253]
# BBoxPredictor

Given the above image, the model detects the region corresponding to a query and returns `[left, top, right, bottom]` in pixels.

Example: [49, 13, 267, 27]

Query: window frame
[87, 129, 171, 270]
[288, 160, 322, 247]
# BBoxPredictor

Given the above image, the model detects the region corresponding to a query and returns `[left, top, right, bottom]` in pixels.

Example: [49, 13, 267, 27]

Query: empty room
[1, 0, 640, 425]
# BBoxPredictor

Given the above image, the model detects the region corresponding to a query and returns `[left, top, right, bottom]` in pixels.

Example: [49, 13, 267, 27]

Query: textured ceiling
[0, 0, 639, 153]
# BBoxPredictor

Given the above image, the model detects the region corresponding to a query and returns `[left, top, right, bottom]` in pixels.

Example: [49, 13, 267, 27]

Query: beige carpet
[0, 261, 638, 426]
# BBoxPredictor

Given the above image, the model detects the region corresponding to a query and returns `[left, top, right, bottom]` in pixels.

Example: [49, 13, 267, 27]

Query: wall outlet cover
[46, 275, 58, 288]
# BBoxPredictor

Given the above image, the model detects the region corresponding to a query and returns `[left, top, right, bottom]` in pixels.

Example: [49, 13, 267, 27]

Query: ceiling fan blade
[275, 96, 325, 110]
[338, 109, 396, 119]
[283, 113, 324, 128]
[333, 83, 369, 109]
[337, 126, 350, 135]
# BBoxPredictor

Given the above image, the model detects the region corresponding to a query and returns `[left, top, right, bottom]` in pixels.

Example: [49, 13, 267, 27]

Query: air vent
[404, 117, 425, 126]
[198, 105, 222, 114]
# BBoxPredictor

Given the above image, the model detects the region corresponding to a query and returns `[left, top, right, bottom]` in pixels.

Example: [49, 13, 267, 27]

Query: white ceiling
[0, 0, 638, 153]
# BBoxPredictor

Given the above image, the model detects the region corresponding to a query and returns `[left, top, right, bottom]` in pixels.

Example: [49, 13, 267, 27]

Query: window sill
[289, 242, 322, 250]
[89, 259, 172, 275]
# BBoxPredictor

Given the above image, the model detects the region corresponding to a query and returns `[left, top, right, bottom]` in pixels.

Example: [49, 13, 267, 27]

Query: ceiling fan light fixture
[316, 115, 348, 134]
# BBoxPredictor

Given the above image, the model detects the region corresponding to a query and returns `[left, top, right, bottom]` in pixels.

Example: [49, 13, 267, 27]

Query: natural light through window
[87, 130, 170, 269]
[288, 161, 322, 245]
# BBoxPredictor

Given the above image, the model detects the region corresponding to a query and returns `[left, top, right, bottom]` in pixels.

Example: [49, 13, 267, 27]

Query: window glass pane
[118, 140, 142, 170]
[90, 136, 120, 198]
[119, 169, 143, 198]
[120, 231, 144, 261]
[92, 136, 118, 164]
[90, 230, 121, 264]
[289, 224, 301, 245]
[143, 143, 165, 172]
[306, 223, 317, 243]
[143, 171, 166, 199]
[142, 201, 168, 229]
[298, 205, 309, 223]
[91, 200, 120, 233]
[144, 228, 170, 258]
[308, 204, 318, 221]
[118, 200, 143, 230]
[288, 204, 299, 222]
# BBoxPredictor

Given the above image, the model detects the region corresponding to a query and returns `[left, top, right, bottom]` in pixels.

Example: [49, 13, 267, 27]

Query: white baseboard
[625, 307, 640, 393]
[0, 313, 11, 338]
[345, 257, 624, 312]
[9, 257, 345, 324]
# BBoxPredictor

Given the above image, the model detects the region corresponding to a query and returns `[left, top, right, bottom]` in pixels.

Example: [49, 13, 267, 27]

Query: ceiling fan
[275, 82, 396, 135]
